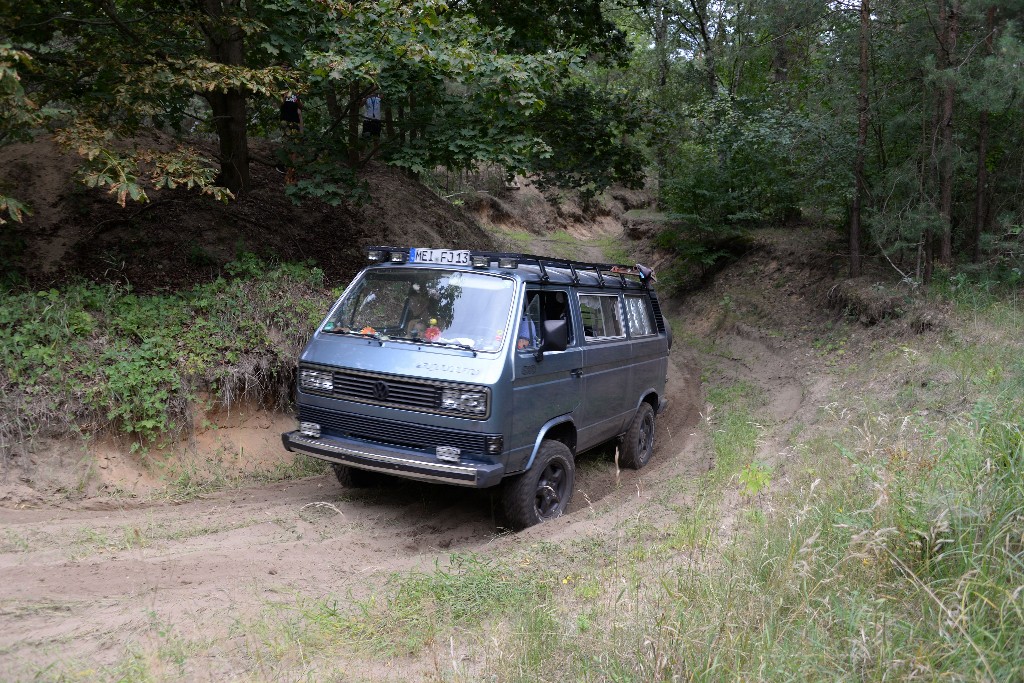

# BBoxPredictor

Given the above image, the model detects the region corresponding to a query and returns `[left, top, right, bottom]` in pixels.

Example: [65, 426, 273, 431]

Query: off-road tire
[332, 463, 382, 488]
[619, 402, 655, 469]
[502, 440, 575, 530]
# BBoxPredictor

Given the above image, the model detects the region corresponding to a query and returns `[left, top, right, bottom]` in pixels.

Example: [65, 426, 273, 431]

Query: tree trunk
[409, 92, 418, 141]
[650, 1, 671, 192]
[397, 99, 406, 146]
[348, 81, 360, 167]
[772, 36, 790, 84]
[850, 0, 870, 278]
[654, 2, 670, 89]
[937, 0, 960, 265]
[973, 5, 996, 262]
[688, 0, 718, 98]
[325, 88, 341, 124]
[201, 0, 249, 194]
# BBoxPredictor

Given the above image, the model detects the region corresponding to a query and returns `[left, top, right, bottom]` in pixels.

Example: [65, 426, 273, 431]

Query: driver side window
[517, 290, 574, 351]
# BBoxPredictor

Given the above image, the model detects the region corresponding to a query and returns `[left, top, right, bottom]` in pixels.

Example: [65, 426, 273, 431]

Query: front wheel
[619, 402, 655, 469]
[502, 440, 575, 530]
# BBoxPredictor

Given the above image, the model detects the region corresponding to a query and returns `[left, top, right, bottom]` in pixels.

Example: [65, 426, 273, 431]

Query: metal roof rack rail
[462, 250, 654, 290]
[362, 246, 656, 289]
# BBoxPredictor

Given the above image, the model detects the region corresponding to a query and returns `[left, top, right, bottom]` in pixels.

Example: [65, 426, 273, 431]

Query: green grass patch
[709, 409, 760, 485]
[0, 254, 334, 456]
[475, 293, 1024, 681]
[274, 554, 549, 659]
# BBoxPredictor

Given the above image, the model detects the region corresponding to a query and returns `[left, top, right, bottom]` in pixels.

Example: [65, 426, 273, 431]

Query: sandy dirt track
[1, 231, 844, 680]
[0, 342, 708, 678]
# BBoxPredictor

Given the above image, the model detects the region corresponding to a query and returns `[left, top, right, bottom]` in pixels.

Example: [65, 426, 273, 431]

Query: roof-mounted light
[390, 250, 408, 263]
[471, 255, 490, 268]
[367, 249, 386, 262]
[498, 257, 518, 269]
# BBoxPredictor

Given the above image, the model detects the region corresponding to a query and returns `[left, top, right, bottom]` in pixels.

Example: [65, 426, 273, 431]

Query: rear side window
[579, 294, 624, 341]
[624, 295, 655, 337]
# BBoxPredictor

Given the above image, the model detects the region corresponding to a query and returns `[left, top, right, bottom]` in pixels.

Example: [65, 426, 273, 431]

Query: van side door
[576, 292, 633, 450]
[509, 288, 582, 473]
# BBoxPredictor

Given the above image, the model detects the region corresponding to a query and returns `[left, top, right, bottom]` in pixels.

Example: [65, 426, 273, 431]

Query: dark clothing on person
[280, 94, 302, 129]
[362, 94, 382, 139]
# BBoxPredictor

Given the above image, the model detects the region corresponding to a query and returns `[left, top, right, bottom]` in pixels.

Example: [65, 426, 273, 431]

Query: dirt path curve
[0, 342, 704, 676]
[1, 231, 838, 679]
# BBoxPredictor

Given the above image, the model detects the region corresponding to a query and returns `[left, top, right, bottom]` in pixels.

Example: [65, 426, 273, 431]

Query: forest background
[4, 0, 1022, 286]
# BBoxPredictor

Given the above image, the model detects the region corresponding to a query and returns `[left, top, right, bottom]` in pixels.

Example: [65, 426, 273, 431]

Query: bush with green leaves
[0, 255, 332, 456]
[660, 99, 801, 231]
[528, 80, 647, 199]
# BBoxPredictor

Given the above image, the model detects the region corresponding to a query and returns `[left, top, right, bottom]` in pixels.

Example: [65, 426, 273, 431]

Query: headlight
[300, 369, 334, 393]
[441, 388, 488, 415]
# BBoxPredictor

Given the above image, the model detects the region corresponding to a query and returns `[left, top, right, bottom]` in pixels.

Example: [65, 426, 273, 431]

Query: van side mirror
[540, 319, 568, 353]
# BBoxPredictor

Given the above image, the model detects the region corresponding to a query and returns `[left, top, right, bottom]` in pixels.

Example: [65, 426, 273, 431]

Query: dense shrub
[0, 255, 333, 457]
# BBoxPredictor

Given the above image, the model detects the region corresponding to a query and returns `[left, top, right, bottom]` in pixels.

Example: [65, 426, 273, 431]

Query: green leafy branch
[53, 123, 232, 207]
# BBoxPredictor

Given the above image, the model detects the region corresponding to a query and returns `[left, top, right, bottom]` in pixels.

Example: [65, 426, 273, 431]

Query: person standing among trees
[280, 92, 303, 133]
[362, 90, 382, 139]
[279, 92, 303, 184]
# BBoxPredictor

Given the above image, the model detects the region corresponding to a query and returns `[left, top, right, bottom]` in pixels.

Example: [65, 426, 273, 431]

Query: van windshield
[323, 268, 515, 352]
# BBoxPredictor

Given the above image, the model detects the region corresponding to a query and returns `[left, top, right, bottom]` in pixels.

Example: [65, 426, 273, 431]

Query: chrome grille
[332, 370, 441, 410]
[297, 405, 491, 454]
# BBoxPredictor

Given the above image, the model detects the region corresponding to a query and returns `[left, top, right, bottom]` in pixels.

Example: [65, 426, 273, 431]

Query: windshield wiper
[324, 328, 384, 344]
[390, 335, 478, 356]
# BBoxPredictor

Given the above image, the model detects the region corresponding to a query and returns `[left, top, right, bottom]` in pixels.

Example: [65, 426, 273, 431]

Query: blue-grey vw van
[282, 247, 670, 529]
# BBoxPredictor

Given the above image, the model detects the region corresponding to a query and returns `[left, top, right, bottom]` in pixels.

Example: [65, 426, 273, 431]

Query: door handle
[570, 368, 584, 378]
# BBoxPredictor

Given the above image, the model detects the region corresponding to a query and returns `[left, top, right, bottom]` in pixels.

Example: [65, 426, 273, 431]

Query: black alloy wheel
[502, 440, 576, 529]
[619, 402, 655, 469]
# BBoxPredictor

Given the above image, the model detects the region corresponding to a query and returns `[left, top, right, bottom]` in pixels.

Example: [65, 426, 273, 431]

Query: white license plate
[410, 248, 471, 266]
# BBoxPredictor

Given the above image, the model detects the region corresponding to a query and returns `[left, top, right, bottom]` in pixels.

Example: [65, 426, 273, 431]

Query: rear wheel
[502, 440, 575, 530]
[619, 402, 655, 469]
[332, 463, 383, 488]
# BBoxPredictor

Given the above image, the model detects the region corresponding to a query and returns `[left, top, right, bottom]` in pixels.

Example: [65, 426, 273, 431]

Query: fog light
[498, 257, 518, 269]
[390, 250, 407, 263]
[485, 435, 504, 454]
[299, 421, 321, 438]
[471, 255, 489, 268]
[367, 249, 385, 262]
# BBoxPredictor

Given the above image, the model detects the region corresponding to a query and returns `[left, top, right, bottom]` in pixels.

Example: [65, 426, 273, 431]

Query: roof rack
[363, 246, 655, 290]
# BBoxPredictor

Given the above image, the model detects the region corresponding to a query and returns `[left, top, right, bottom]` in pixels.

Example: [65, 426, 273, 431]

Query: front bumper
[282, 431, 505, 488]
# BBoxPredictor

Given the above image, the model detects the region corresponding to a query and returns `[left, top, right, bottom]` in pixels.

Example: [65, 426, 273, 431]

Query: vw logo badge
[373, 380, 390, 401]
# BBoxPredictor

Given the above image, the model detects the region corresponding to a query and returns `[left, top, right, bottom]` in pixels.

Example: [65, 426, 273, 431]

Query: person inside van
[545, 291, 567, 324]
[517, 292, 541, 350]
[517, 317, 537, 349]
[405, 290, 442, 340]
